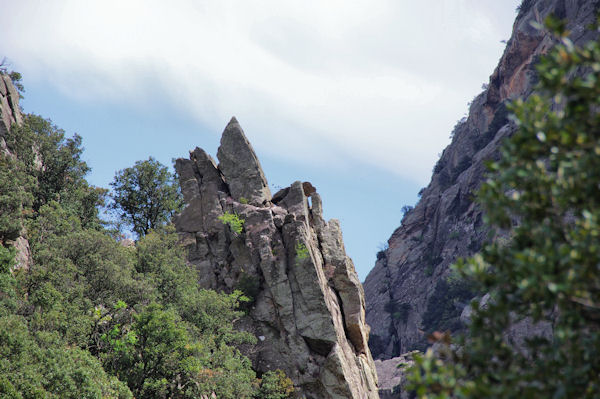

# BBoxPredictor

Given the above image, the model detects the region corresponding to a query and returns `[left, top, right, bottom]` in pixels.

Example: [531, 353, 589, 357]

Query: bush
[255, 370, 295, 399]
[219, 211, 245, 234]
[295, 242, 309, 262]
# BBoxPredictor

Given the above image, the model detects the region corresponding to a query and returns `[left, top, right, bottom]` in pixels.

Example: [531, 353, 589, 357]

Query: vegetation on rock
[218, 211, 245, 235]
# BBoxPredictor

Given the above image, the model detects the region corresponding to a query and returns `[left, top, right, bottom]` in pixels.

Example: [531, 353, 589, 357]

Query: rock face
[216, 117, 271, 205]
[364, 0, 600, 361]
[374, 352, 417, 399]
[0, 73, 22, 155]
[175, 118, 379, 398]
[0, 72, 32, 271]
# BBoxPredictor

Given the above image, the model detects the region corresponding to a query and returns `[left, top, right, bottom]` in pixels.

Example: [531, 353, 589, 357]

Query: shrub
[255, 370, 295, 399]
[219, 211, 245, 234]
[295, 242, 309, 262]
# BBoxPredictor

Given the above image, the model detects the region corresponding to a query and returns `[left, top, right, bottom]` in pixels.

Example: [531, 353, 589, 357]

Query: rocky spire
[217, 117, 271, 206]
[175, 119, 379, 398]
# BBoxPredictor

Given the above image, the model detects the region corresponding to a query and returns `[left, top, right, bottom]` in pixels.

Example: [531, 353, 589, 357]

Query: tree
[407, 18, 600, 398]
[5, 113, 104, 228]
[110, 157, 182, 237]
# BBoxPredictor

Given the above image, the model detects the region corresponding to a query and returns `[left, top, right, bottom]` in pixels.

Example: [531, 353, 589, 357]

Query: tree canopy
[110, 157, 182, 237]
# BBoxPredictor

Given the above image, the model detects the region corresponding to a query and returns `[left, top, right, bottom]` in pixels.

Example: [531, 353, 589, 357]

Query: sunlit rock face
[175, 117, 379, 399]
[364, 0, 600, 362]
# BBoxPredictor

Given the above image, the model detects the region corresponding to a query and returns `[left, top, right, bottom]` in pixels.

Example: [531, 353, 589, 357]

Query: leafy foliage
[0, 155, 33, 242]
[110, 157, 182, 237]
[219, 211, 245, 234]
[5, 114, 105, 228]
[421, 273, 477, 334]
[407, 18, 600, 398]
[295, 242, 309, 262]
[256, 370, 295, 399]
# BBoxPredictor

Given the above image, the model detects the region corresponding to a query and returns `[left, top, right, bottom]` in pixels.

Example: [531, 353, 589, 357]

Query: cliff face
[174, 118, 379, 399]
[0, 72, 31, 271]
[0, 72, 22, 152]
[364, 0, 600, 360]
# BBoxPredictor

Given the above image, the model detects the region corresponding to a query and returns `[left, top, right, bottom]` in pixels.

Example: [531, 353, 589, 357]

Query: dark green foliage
[433, 158, 445, 173]
[424, 264, 433, 277]
[437, 169, 452, 190]
[110, 157, 182, 237]
[392, 303, 412, 323]
[0, 315, 131, 398]
[421, 273, 476, 334]
[0, 245, 19, 316]
[0, 156, 32, 242]
[407, 19, 600, 398]
[237, 272, 261, 304]
[450, 156, 472, 183]
[9, 72, 24, 93]
[256, 370, 295, 399]
[5, 114, 104, 228]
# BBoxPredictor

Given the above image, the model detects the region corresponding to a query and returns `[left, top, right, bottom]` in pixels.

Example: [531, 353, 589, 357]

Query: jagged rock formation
[0, 72, 31, 270]
[174, 118, 379, 398]
[364, 0, 600, 362]
[0, 73, 22, 154]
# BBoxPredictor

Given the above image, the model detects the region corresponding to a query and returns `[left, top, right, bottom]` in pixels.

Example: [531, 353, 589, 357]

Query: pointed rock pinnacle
[217, 117, 271, 205]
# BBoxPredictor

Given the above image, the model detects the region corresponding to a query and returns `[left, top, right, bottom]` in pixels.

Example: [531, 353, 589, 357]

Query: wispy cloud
[0, 0, 519, 182]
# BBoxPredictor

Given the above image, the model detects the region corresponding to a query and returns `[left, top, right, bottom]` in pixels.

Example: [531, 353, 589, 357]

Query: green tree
[255, 370, 295, 399]
[0, 315, 132, 398]
[110, 157, 182, 237]
[0, 155, 33, 242]
[407, 19, 600, 398]
[4, 114, 104, 228]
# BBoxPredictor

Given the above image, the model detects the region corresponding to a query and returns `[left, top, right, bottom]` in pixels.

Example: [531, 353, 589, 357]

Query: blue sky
[1, 0, 520, 280]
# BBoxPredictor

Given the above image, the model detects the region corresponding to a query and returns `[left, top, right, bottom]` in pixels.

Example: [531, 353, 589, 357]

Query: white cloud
[0, 0, 520, 183]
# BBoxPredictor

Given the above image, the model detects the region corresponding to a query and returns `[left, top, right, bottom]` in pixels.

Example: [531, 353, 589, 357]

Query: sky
[1, 0, 521, 280]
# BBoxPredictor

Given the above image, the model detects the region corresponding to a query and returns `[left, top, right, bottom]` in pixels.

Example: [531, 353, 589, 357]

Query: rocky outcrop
[0, 72, 31, 270]
[0, 73, 22, 156]
[364, 0, 600, 361]
[0, 73, 22, 154]
[374, 351, 417, 399]
[175, 118, 379, 398]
